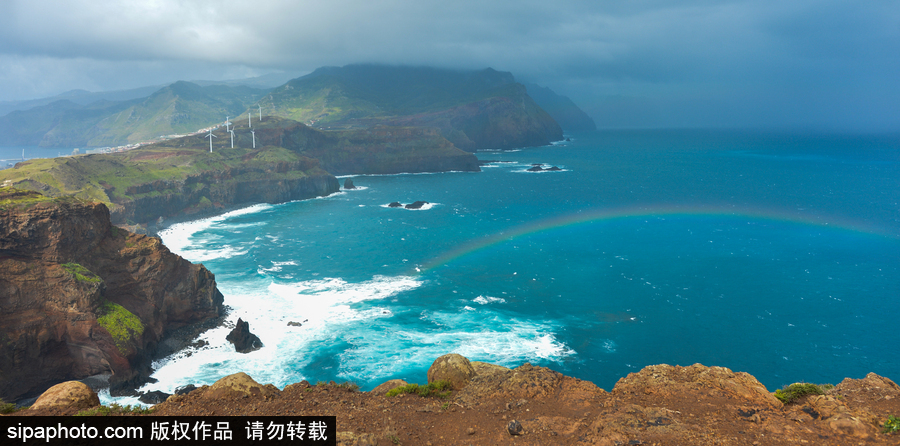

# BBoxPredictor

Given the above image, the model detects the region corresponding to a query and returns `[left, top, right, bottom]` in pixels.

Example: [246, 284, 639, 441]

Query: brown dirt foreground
[13, 355, 900, 446]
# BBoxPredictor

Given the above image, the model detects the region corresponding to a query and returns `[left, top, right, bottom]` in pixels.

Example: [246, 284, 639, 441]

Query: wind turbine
[229, 129, 235, 148]
[206, 128, 217, 152]
[225, 116, 231, 132]
[251, 129, 256, 149]
[22, 148, 25, 160]
[258, 104, 262, 121]
[248, 111, 252, 128]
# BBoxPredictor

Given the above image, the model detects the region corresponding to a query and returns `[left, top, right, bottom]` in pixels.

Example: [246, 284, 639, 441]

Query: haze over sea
[122, 130, 899, 402]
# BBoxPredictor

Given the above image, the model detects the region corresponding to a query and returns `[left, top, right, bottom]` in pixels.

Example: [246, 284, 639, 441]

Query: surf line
[417, 204, 897, 273]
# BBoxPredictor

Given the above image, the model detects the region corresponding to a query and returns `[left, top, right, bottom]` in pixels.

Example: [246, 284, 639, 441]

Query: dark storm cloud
[1, 0, 897, 130]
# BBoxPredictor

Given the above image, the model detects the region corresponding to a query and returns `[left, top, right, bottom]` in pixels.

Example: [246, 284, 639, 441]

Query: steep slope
[525, 83, 597, 132]
[0, 188, 224, 401]
[261, 64, 563, 150]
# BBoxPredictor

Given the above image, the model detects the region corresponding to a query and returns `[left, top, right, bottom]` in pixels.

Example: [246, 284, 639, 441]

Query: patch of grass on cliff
[74, 403, 153, 416]
[884, 415, 900, 434]
[0, 187, 54, 209]
[61, 262, 102, 283]
[97, 300, 144, 355]
[774, 382, 834, 404]
[385, 380, 452, 399]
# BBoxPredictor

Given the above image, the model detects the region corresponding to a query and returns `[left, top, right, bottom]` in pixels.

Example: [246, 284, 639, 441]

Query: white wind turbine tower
[229, 129, 235, 148]
[258, 104, 262, 121]
[206, 128, 217, 152]
[248, 111, 252, 128]
[225, 116, 231, 132]
[251, 129, 256, 149]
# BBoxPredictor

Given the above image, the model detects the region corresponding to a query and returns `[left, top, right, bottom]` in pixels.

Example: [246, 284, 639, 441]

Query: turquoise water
[138, 130, 898, 399]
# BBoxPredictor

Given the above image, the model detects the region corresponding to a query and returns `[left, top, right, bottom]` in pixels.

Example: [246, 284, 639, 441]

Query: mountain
[261, 64, 564, 150]
[0, 82, 268, 148]
[0, 86, 163, 118]
[524, 83, 597, 132]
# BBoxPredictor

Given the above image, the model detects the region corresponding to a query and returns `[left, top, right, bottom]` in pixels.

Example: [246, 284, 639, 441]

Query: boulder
[527, 165, 544, 172]
[388, 202, 403, 208]
[405, 201, 429, 209]
[202, 372, 279, 400]
[287, 321, 302, 327]
[344, 178, 356, 189]
[427, 353, 476, 390]
[507, 420, 524, 436]
[226, 318, 263, 353]
[370, 379, 409, 395]
[471, 361, 511, 377]
[30, 381, 100, 411]
[547, 166, 562, 171]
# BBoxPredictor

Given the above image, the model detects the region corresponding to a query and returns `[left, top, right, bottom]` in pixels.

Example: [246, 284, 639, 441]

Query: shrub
[884, 415, 900, 434]
[773, 383, 834, 404]
[385, 380, 452, 399]
[0, 398, 16, 414]
[61, 263, 102, 283]
[74, 403, 153, 416]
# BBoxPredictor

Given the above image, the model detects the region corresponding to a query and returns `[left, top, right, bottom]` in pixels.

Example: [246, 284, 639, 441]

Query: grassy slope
[0, 126, 321, 214]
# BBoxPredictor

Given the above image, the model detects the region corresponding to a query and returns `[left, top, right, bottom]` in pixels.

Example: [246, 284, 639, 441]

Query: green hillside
[0, 82, 267, 148]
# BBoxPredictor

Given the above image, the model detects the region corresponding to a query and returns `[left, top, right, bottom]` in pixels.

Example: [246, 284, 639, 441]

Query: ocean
[110, 129, 900, 403]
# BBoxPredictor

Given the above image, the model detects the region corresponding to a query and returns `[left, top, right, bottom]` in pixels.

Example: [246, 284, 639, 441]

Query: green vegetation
[387, 434, 401, 444]
[773, 383, 834, 404]
[96, 300, 144, 355]
[0, 187, 54, 210]
[0, 398, 16, 414]
[385, 380, 453, 399]
[74, 403, 153, 416]
[884, 415, 900, 434]
[61, 263, 102, 283]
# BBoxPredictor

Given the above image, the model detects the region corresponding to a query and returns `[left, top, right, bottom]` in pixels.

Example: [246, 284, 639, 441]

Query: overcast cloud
[1, 0, 897, 131]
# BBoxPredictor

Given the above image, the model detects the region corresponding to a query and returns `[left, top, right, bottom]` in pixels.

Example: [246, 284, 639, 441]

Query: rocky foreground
[13, 354, 900, 445]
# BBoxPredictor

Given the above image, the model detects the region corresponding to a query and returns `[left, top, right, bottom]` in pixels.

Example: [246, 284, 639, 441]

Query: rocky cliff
[0, 188, 224, 401]
[19, 353, 900, 445]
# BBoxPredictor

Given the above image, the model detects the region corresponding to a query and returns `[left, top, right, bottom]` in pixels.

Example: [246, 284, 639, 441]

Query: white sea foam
[473, 295, 506, 305]
[138, 275, 423, 394]
[158, 203, 273, 256]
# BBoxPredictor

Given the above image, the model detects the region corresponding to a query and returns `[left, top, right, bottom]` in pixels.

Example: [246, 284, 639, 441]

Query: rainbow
[418, 204, 897, 273]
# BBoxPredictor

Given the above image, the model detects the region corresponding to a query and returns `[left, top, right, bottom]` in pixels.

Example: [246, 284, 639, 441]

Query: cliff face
[384, 85, 564, 151]
[0, 189, 224, 401]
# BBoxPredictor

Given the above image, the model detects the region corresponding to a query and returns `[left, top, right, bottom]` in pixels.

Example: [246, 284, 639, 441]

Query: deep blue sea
[115, 130, 900, 403]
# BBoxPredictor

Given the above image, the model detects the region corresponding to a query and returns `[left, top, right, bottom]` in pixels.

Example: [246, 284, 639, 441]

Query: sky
[1, 0, 898, 131]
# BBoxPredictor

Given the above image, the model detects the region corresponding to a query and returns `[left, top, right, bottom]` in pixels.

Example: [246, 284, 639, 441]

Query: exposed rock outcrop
[427, 353, 476, 390]
[0, 189, 224, 402]
[343, 178, 356, 189]
[226, 318, 263, 353]
[19, 354, 900, 445]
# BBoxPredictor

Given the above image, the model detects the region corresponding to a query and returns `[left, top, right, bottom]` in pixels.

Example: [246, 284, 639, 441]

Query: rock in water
[527, 165, 544, 171]
[405, 201, 429, 209]
[547, 166, 562, 171]
[139, 390, 171, 404]
[344, 178, 356, 189]
[388, 202, 403, 208]
[226, 318, 263, 353]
